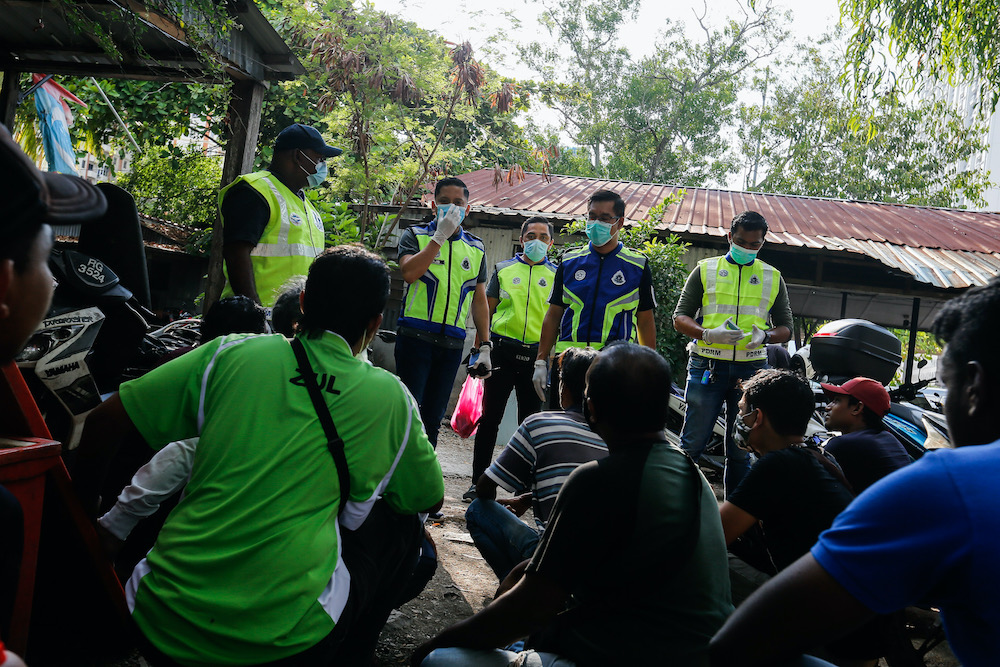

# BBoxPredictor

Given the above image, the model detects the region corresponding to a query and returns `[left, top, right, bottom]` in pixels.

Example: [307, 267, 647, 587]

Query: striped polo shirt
[484, 409, 608, 526]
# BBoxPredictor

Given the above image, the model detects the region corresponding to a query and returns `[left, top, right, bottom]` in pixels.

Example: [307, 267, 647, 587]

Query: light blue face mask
[729, 243, 759, 265]
[436, 203, 466, 225]
[300, 153, 327, 189]
[523, 239, 549, 262]
[585, 220, 616, 246]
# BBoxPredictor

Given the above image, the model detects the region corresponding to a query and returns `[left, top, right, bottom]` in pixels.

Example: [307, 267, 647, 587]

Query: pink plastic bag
[450, 376, 484, 438]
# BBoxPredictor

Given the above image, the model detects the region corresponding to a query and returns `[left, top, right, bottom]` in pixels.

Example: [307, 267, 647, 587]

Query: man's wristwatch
[480, 340, 493, 350]
[762, 330, 771, 344]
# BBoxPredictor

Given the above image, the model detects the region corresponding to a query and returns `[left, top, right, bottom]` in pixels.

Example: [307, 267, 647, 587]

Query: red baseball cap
[821, 377, 891, 417]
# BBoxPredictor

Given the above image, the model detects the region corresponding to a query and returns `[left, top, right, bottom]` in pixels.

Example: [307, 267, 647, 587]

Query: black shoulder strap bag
[291, 336, 351, 515]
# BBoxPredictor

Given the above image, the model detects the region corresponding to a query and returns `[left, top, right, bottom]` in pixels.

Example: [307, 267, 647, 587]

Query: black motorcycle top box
[808, 319, 902, 385]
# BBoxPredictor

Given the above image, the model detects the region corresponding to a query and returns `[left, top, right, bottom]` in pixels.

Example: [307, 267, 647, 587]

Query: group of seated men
[3, 123, 1000, 666]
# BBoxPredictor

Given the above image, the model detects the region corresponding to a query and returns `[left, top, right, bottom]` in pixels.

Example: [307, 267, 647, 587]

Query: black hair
[731, 210, 769, 237]
[557, 346, 599, 406]
[585, 343, 672, 434]
[932, 275, 1000, 383]
[200, 296, 268, 343]
[741, 369, 814, 436]
[298, 245, 389, 342]
[2, 224, 45, 272]
[434, 177, 470, 201]
[271, 275, 307, 337]
[520, 216, 553, 238]
[847, 396, 887, 431]
[587, 189, 625, 218]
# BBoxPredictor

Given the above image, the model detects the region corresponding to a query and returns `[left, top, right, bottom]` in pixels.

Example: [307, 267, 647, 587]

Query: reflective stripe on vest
[491, 256, 557, 344]
[219, 172, 325, 307]
[695, 256, 780, 362]
[554, 244, 648, 353]
[398, 225, 486, 340]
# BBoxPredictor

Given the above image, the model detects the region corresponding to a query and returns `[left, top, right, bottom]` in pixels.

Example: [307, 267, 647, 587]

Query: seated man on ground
[413, 343, 733, 667]
[711, 276, 1000, 667]
[466, 346, 606, 582]
[74, 245, 444, 666]
[720, 369, 854, 603]
[821, 377, 911, 494]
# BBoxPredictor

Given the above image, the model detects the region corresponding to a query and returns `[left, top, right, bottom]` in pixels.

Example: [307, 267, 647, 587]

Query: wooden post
[1, 70, 20, 129]
[203, 77, 266, 314]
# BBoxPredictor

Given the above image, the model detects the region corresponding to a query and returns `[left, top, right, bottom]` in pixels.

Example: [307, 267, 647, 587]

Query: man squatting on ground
[466, 347, 607, 582]
[395, 177, 492, 447]
[673, 210, 793, 497]
[532, 189, 656, 401]
[1, 122, 109, 667]
[415, 343, 733, 667]
[73, 245, 444, 666]
[465, 216, 558, 502]
[220, 123, 341, 309]
[711, 276, 1000, 667]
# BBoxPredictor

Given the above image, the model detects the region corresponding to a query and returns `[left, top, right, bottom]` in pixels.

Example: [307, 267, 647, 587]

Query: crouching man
[75, 245, 444, 666]
[413, 343, 732, 667]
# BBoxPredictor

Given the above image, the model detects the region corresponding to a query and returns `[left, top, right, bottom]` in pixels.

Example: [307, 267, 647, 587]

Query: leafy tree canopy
[738, 39, 991, 206]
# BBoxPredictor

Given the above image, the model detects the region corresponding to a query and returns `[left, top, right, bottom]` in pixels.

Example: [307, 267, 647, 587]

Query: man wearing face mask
[719, 370, 853, 606]
[533, 190, 657, 402]
[220, 123, 342, 307]
[396, 177, 492, 448]
[464, 217, 558, 501]
[673, 210, 793, 497]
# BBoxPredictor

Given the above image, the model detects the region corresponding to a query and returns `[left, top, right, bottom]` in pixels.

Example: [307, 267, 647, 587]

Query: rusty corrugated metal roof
[436, 169, 1000, 289]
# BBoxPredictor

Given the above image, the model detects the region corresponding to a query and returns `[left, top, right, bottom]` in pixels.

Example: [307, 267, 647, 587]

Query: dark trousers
[472, 345, 541, 483]
[394, 333, 464, 447]
[0, 484, 23, 639]
[136, 500, 423, 667]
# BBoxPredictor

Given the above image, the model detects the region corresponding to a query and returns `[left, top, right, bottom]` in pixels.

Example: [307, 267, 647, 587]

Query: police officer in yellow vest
[464, 216, 557, 502]
[396, 177, 492, 448]
[220, 124, 341, 308]
[673, 210, 793, 497]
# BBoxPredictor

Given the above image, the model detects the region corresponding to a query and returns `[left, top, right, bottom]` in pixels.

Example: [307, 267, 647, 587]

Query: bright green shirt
[119, 332, 443, 666]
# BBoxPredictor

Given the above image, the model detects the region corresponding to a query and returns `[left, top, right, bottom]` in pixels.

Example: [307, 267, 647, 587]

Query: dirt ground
[372, 425, 960, 667]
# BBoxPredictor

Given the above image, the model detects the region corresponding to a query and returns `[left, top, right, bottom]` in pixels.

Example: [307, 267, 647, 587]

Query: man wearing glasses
[673, 210, 793, 496]
[532, 189, 657, 401]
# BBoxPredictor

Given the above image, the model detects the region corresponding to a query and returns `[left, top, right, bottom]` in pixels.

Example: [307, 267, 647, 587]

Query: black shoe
[428, 511, 444, 521]
[462, 485, 477, 503]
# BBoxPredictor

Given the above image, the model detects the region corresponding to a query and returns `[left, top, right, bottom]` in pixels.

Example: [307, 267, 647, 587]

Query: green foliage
[558, 195, 691, 371]
[116, 147, 223, 254]
[834, 0, 1000, 112]
[520, 1, 788, 186]
[739, 41, 991, 206]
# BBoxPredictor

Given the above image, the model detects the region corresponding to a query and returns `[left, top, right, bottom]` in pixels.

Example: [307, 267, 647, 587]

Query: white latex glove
[532, 360, 548, 401]
[702, 317, 745, 345]
[745, 324, 767, 350]
[470, 344, 492, 379]
[431, 205, 464, 244]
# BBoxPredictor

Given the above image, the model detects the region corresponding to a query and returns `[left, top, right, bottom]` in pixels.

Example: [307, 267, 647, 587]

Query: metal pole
[840, 292, 848, 319]
[90, 77, 141, 155]
[904, 298, 920, 385]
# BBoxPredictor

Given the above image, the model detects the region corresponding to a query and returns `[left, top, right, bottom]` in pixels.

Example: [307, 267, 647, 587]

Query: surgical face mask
[729, 243, 759, 265]
[733, 409, 758, 451]
[523, 239, 549, 262]
[436, 203, 466, 225]
[585, 220, 616, 246]
[298, 152, 327, 188]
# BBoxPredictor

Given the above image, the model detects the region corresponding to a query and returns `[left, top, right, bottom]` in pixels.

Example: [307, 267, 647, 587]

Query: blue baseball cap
[273, 123, 343, 157]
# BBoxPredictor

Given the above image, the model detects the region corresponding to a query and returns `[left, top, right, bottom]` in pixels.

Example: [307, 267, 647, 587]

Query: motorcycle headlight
[14, 325, 83, 362]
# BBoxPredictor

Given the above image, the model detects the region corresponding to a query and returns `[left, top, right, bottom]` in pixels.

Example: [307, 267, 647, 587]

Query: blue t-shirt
[812, 440, 1000, 667]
